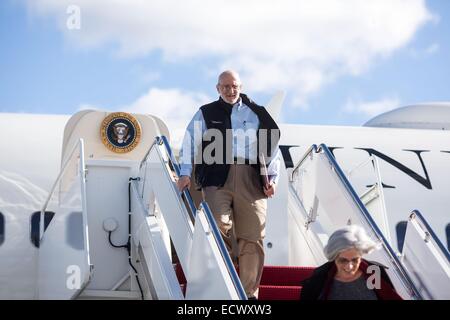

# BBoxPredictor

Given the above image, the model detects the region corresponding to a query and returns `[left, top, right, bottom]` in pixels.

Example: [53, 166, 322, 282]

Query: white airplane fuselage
[0, 110, 449, 299]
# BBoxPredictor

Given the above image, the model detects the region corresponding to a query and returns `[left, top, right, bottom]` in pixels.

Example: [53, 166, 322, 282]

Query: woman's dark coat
[300, 259, 403, 300]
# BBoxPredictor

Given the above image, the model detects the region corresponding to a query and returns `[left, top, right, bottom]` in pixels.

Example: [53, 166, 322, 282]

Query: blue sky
[0, 0, 449, 139]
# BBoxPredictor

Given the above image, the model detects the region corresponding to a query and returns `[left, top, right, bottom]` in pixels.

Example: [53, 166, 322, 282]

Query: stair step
[174, 263, 187, 285]
[180, 283, 186, 296]
[174, 263, 187, 297]
[258, 285, 302, 300]
[261, 265, 315, 286]
[174, 263, 314, 300]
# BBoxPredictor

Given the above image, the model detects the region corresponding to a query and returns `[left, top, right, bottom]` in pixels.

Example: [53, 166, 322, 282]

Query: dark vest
[194, 93, 280, 189]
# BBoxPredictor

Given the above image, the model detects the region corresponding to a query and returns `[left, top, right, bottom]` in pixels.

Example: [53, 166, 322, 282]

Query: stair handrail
[408, 210, 450, 261]
[198, 201, 247, 300]
[140, 136, 246, 299]
[140, 136, 197, 221]
[291, 143, 422, 299]
[317, 143, 422, 299]
[345, 154, 391, 242]
[39, 138, 87, 242]
[291, 144, 318, 181]
[129, 179, 186, 299]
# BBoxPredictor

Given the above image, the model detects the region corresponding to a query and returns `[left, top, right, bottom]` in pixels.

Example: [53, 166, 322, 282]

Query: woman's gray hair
[323, 225, 381, 261]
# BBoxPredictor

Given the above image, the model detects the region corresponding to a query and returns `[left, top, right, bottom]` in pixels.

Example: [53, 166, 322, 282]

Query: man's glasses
[219, 84, 240, 91]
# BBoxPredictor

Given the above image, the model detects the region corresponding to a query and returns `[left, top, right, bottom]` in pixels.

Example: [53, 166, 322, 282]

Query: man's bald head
[218, 70, 241, 85]
[216, 70, 242, 104]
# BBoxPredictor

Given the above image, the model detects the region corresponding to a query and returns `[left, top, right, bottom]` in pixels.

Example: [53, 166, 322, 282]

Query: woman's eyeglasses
[336, 257, 361, 265]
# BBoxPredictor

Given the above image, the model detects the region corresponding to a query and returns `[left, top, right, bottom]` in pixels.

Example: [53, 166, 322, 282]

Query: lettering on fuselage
[280, 145, 450, 190]
[279, 145, 298, 169]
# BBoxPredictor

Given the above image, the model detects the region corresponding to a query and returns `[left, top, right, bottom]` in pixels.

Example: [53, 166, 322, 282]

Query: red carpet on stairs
[174, 263, 187, 296]
[174, 263, 315, 300]
[258, 285, 303, 300]
[259, 266, 316, 300]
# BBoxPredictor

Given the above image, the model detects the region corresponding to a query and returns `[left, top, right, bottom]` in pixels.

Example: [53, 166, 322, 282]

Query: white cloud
[120, 88, 211, 148]
[344, 97, 401, 117]
[26, 0, 434, 108]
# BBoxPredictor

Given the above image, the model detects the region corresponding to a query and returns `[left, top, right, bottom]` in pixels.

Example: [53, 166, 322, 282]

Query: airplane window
[0, 213, 4, 246]
[30, 211, 55, 248]
[446, 224, 450, 251]
[396, 221, 408, 252]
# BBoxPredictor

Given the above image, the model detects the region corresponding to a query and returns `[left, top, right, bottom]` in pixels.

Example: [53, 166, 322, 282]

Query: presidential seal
[100, 112, 141, 153]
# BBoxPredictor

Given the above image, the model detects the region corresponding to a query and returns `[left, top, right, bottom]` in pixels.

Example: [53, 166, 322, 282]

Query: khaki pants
[202, 164, 267, 298]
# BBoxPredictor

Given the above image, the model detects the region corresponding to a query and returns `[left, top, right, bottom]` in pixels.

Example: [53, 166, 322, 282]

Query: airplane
[0, 96, 449, 300]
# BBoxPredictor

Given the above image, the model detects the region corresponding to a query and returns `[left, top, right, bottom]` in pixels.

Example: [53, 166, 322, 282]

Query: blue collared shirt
[179, 98, 282, 184]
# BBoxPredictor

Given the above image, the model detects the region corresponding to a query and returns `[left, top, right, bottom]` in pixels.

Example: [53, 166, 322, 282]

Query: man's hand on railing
[177, 175, 191, 192]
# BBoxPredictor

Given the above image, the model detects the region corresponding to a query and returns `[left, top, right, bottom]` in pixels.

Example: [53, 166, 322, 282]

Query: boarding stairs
[36, 109, 448, 299]
[286, 144, 449, 299]
[37, 135, 247, 299]
[175, 262, 316, 300]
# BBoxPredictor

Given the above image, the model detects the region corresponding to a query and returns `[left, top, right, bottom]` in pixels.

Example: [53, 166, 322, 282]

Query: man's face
[217, 74, 242, 104]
